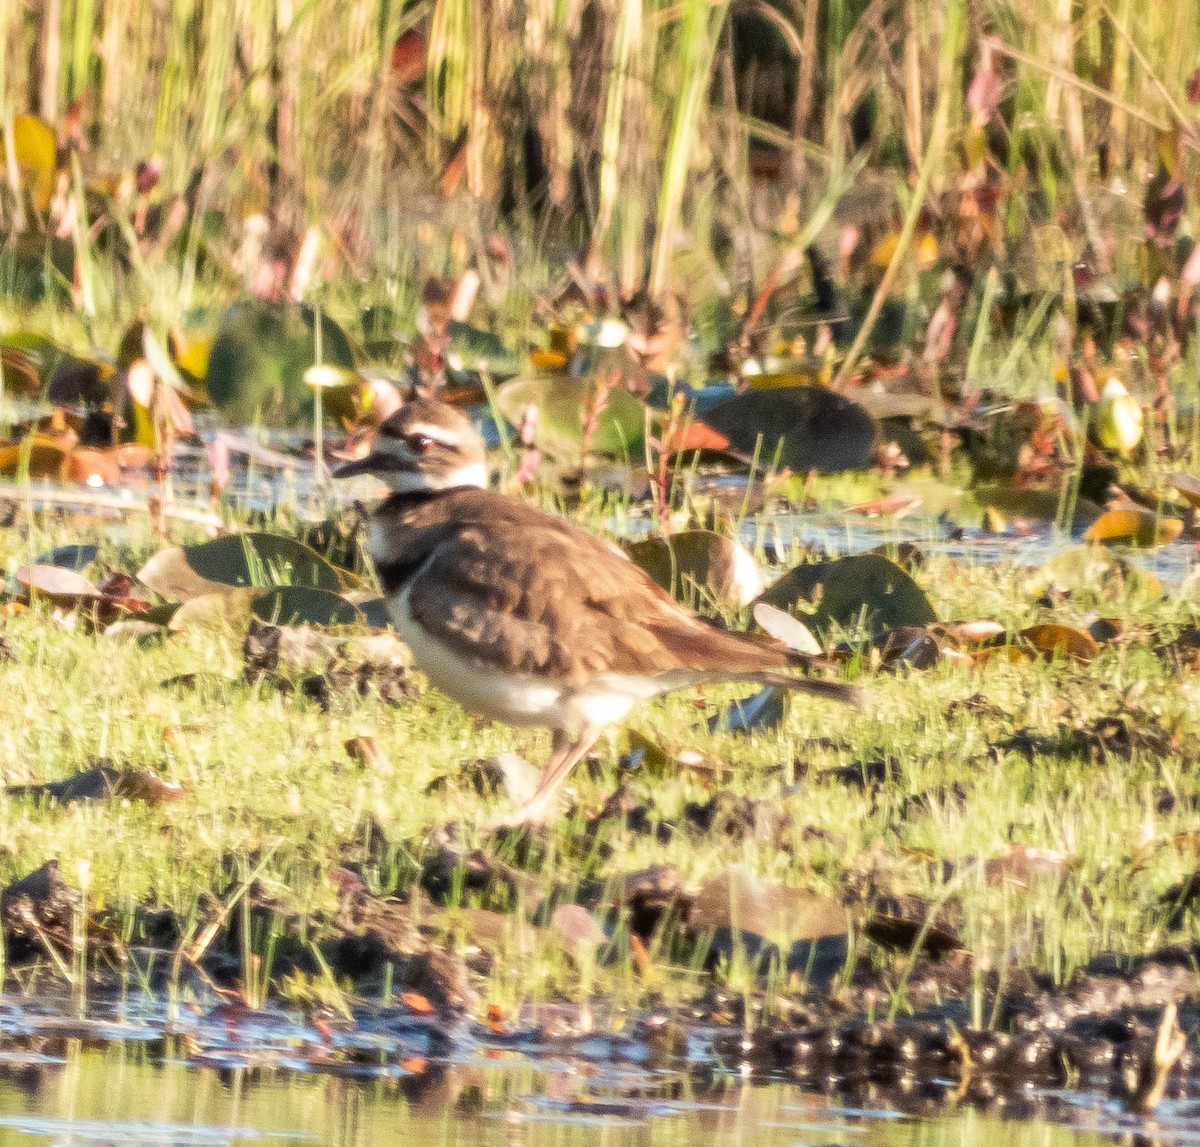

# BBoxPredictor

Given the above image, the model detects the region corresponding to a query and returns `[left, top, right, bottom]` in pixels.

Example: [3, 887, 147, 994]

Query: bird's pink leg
[489, 726, 601, 828]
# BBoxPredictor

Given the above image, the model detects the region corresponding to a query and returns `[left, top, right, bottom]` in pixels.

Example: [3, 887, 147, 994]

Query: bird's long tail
[690, 670, 862, 706]
[753, 673, 862, 706]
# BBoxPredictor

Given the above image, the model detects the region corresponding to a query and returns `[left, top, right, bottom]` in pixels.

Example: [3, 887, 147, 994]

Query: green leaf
[756, 553, 937, 634]
[495, 374, 651, 463]
[251, 587, 364, 628]
[138, 532, 347, 600]
[204, 301, 356, 426]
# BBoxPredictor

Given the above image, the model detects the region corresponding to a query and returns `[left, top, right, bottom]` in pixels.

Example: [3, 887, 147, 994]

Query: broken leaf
[625, 530, 762, 609]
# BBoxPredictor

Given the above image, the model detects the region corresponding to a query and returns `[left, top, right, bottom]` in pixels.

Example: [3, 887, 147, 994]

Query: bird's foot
[485, 795, 556, 832]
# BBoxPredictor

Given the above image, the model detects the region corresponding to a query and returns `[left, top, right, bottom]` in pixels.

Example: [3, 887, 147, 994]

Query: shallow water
[0, 1038, 1153, 1147]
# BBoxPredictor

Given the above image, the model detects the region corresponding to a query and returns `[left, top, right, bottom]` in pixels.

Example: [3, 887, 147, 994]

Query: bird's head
[333, 398, 488, 492]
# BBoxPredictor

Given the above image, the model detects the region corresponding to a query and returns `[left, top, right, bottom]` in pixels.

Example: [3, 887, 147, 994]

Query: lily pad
[1083, 507, 1184, 547]
[706, 685, 787, 734]
[697, 386, 879, 474]
[973, 484, 1104, 530]
[15, 564, 102, 605]
[624, 530, 762, 609]
[1020, 623, 1101, 663]
[251, 587, 364, 628]
[756, 553, 937, 634]
[34, 544, 98, 571]
[447, 321, 521, 376]
[138, 532, 346, 600]
[495, 375, 650, 463]
[204, 300, 356, 426]
[12, 114, 56, 212]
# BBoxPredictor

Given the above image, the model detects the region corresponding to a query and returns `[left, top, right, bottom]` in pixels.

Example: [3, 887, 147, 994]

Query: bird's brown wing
[404, 506, 820, 684]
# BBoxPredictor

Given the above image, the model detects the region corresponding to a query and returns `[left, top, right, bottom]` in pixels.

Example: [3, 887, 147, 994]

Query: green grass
[0, 497, 1198, 1019]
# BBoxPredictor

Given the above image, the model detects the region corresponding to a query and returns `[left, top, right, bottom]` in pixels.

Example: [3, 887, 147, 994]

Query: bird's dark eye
[406, 433, 435, 453]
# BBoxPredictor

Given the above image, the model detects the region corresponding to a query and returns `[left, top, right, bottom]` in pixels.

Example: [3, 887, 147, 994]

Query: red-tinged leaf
[391, 30, 427, 86]
[1190, 68, 1200, 105]
[399, 991, 436, 1015]
[1020, 623, 1100, 663]
[847, 494, 922, 518]
[665, 420, 731, 453]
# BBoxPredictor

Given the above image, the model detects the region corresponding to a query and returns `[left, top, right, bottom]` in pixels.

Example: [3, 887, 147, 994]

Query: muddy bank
[0, 850, 1198, 1111]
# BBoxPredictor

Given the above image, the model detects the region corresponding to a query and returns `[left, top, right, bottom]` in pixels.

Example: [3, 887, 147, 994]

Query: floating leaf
[865, 910, 963, 959]
[357, 598, 394, 629]
[139, 533, 346, 600]
[549, 904, 606, 961]
[625, 530, 762, 609]
[447, 321, 520, 376]
[7, 766, 181, 806]
[34, 544, 98, 571]
[973, 485, 1104, 529]
[494, 375, 649, 463]
[204, 301, 356, 426]
[67, 449, 124, 486]
[250, 587, 363, 628]
[0, 438, 71, 479]
[1083, 508, 1183, 547]
[937, 620, 1005, 646]
[757, 553, 937, 633]
[1020, 623, 1100, 663]
[1095, 381, 1144, 455]
[972, 644, 1033, 666]
[699, 387, 879, 474]
[168, 588, 262, 635]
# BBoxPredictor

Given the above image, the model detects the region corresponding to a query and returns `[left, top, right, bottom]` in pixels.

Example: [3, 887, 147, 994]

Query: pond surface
[0, 993, 1193, 1147]
[0, 1042, 1148, 1147]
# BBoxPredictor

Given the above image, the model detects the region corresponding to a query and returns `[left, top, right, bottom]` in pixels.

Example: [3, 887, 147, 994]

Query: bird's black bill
[332, 455, 409, 479]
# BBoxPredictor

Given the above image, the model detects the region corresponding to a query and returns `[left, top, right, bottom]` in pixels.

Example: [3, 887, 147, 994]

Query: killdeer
[336, 399, 860, 826]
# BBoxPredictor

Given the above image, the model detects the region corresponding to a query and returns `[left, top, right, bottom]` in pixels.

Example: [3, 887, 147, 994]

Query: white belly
[391, 583, 663, 732]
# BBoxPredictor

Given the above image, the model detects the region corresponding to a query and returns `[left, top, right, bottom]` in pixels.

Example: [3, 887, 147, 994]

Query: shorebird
[335, 399, 859, 826]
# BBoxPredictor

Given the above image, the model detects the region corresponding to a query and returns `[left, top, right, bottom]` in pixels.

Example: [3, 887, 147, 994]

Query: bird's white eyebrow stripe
[405, 421, 468, 447]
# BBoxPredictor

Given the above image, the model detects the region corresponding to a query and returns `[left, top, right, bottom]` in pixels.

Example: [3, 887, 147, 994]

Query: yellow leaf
[12, 114, 57, 213]
[1083, 508, 1183, 548]
[1020, 623, 1100, 663]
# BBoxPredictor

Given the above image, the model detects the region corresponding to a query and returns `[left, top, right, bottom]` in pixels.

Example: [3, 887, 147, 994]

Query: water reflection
[0, 1039, 1145, 1147]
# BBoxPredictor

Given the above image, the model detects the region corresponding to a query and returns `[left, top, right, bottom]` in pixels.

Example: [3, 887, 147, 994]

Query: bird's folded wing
[404, 520, 793, 681]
